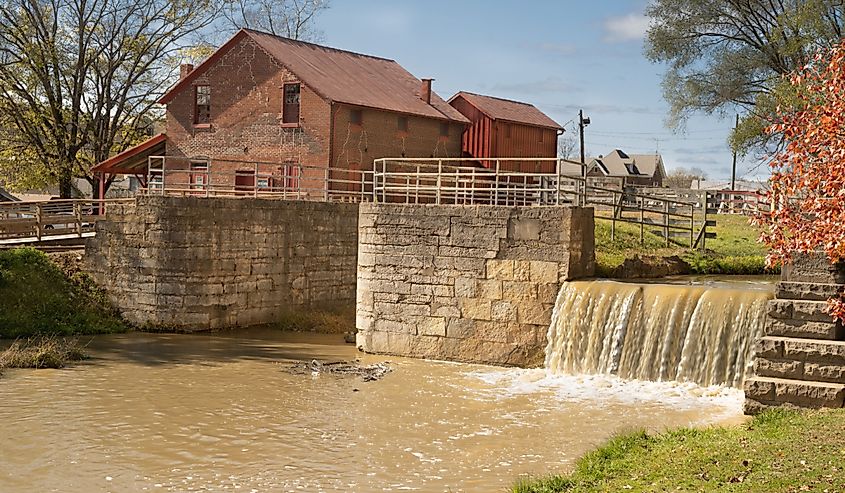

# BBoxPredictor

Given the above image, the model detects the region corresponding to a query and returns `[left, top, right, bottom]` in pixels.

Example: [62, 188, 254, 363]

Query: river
[0, 328, 746, 492]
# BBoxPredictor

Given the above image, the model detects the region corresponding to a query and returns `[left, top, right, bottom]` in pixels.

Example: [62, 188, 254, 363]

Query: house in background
[448, 92, 563, 173]
[92, 28, 469, 197]
[587, 149, 666, 187]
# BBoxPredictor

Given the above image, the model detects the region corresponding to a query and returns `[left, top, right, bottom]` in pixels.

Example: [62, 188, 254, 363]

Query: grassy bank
[513, 408, 845, 492]
[0, 335, 88, 371]
[595, 214, 774, 277]
[0, 248, 127, 338]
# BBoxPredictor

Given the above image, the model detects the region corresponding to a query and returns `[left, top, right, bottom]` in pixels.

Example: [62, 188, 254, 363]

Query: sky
[316, 0, 761, 182]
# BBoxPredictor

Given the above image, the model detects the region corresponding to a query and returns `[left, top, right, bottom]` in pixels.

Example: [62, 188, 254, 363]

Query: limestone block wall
[355, 204, 595, 366]
[85, 196, 358, 330]
[745, 252, 845, 412]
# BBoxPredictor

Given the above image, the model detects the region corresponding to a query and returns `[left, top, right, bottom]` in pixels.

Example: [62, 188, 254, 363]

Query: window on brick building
[282, 83, 300, 124]
[439, 122, 449, 137]
[397, 116, 409, 132]
[190, 160, 208, 190]
[350, 109, 363, 125]
[194, 85, 211, 124]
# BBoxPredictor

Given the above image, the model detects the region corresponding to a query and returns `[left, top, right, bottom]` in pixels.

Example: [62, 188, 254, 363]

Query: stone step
[756, 336, 845, 365]
[765, 317, 844, 340]
[754, 357, 845, 384]
[744, 376, 845, 409]
[768, 299, 837, 323]
[776, 281, 844, 301]
[781, 252, 845, 284]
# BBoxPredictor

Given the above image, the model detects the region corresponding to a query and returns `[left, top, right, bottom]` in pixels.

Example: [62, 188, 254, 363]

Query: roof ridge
[458, 91, 538, 107]
[242, 28, 396, 63]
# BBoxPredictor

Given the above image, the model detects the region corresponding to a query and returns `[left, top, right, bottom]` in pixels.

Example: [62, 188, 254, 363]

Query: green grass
[0, 248, 128, 338]
[512, 408, 845, 492]
[595, 214, 775, 276]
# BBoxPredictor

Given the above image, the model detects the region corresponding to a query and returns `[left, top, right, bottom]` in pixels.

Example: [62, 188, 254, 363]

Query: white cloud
[602, 13, 650, 43]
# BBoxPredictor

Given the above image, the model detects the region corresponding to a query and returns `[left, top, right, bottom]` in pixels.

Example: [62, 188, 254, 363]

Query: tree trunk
[58, 169, 73, 198]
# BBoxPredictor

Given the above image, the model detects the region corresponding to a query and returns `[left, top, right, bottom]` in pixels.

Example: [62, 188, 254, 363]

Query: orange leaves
[762, 40, 845, 322]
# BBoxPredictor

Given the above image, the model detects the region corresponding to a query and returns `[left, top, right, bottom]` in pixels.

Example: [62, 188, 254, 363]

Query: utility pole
[731, 113, 738, 191]
[579, 109, 590, 178]
[731, 113, 738, 213]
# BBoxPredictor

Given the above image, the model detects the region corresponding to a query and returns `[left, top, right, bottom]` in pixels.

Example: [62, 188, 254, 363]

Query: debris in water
[286, 359, 392, 382]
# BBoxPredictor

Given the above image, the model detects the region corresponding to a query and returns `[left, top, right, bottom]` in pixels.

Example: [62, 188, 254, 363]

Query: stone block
[508, 218, 540, 240]
[776, 281, 844, 301]
[744, 377, 776, 401]
[753, 358, 803, 380]
[783, 339, 845, 364]
[774, 378, 845, 408]
[418, 317, 447, 337]
[530, 261, 559, 283]
[803, 363, 845, 384]
[768, 299, 837, 323]
[478, 280, 503, 300]
[459, 298, 492, 321]
[454, 277, 478, 298]
[486, 260, 514, 281]
[503, 281, 537, 302]
[517, 302, 553, 325]
[491, 300, 517, 322]
[765, 317, 844, 340]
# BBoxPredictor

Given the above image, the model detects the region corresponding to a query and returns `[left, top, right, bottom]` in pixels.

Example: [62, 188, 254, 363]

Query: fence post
[436, 159, 442, 205]
[664, 200, 670, 247]
[35, 204, 42, 241]
[639, 196, 644, 244]
[372, 160, 378, 203]
[75, 202, 82, 238]
[297, 164, 303, 200]
[325, 167, 330, 202]
[611, 191, 616, 242]
[689, 203, 694, 248]
[494, 159, 500, 206]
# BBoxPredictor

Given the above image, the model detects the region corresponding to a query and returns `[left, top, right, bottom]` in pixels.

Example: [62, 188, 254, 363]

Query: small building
[0, 187, 18, 202]
[448, 92, 563, 173]
[92, 29, 469, 198]
[587, 149, 666, 187]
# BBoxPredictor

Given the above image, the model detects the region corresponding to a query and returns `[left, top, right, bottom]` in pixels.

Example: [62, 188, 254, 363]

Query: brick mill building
[93, 29, 565, 198]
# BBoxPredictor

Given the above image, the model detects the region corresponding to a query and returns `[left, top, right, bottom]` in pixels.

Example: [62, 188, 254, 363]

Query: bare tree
[222, 0, 329, 41]
[0, 0, 217, 197]
[665, 167, 707, 189]
[557, 126, 578, 160]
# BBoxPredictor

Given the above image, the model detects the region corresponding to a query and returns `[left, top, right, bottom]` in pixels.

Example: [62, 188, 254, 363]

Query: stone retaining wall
[745, 252, 845, 412]
[355, 204, 595, 366]
[85, 196, 358, 330]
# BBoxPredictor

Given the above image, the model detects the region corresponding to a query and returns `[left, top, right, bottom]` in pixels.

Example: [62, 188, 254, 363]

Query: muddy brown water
[0, 329, 745, 492]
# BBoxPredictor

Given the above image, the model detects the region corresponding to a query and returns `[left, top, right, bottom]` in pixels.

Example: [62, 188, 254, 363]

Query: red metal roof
[159, 29, 469, 124]
[92, 133, 166, 174]
[448, 92, 562, 130]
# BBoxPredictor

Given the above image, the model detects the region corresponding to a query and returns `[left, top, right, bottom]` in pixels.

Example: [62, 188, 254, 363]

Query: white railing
[144, 156, 373, 203]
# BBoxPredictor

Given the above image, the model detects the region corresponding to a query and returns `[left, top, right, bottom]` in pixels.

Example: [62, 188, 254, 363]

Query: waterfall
[544, 280, 773, 388]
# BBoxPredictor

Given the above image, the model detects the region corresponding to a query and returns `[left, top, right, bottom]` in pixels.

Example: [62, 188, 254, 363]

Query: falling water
[545, 280, 773, 387]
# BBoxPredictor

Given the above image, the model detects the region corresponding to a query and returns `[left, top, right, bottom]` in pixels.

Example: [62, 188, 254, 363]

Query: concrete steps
[744, 376, 845, 411]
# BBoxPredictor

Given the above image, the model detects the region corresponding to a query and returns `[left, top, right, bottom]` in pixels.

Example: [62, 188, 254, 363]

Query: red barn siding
[449, 94, 559, 173]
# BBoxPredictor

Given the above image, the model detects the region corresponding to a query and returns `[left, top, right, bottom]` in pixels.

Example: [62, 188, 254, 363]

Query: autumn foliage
[759, 42, 845, 322]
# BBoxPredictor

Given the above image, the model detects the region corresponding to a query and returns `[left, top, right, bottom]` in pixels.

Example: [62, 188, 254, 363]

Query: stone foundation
[745, 252, 845, 413]
[85, 196, 358, 330]
[355, 204, 595, 366]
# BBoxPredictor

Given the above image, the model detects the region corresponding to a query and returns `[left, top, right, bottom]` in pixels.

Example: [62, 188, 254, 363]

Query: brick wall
[165, 36, 331, 174]
[84, 196, 358, 330]
[330, 104, 464, 170]
[355, 204, 595, 366]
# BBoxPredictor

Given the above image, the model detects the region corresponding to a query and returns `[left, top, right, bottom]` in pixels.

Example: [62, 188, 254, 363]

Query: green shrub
[0, 248, 127, 338]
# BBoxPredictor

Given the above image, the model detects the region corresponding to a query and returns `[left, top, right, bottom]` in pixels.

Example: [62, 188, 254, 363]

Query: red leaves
[762, 41, 845, 322]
